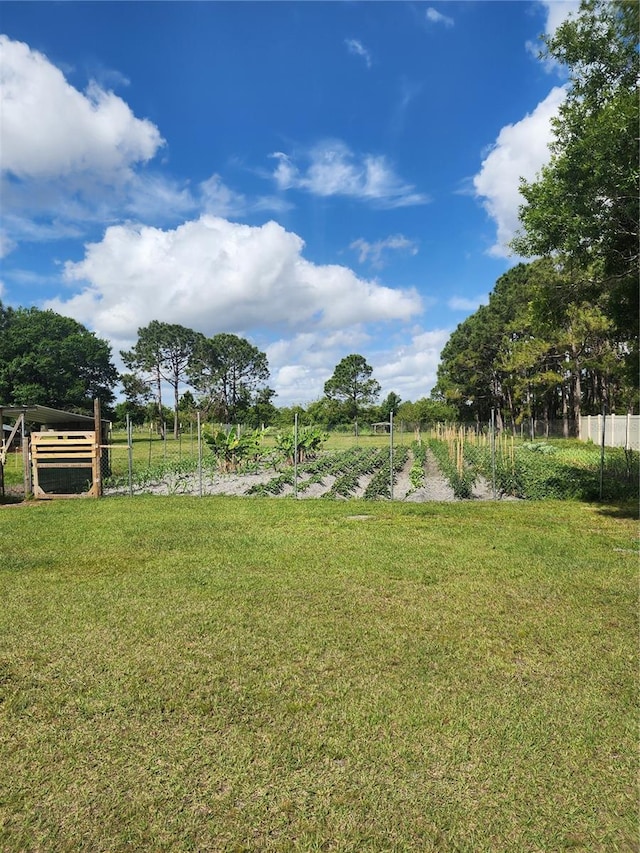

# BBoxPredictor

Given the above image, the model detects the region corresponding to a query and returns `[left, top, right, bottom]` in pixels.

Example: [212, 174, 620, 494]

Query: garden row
[104, 427, 639, 502]
[428, 428, 639, 501]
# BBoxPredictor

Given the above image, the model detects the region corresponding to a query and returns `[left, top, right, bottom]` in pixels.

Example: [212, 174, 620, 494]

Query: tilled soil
[104, 449, 507, 501]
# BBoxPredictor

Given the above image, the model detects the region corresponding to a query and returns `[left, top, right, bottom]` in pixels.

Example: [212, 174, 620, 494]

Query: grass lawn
[0, 497, 637, 851]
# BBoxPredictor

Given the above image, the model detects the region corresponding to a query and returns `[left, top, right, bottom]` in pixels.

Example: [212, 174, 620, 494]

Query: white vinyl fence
[579, 414, 639, 450]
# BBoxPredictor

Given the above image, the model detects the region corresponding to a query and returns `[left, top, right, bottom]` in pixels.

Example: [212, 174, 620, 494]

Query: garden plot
[104, 445, 474, 501]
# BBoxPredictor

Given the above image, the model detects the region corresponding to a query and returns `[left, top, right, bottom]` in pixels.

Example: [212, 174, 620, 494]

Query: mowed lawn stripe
[0, 497, 637, 852]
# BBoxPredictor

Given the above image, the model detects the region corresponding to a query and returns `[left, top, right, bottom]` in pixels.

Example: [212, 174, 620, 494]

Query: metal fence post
[126, 414, 133, 498]
[491, 408, 496, 500]
[294, 412, 298, 499]
[197, 411, 203, 498]
[390, 412, 394, 501]
[599, 408, 606, 500]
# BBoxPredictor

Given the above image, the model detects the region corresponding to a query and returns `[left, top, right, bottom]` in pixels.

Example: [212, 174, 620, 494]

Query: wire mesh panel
[31, 431, 99, 498]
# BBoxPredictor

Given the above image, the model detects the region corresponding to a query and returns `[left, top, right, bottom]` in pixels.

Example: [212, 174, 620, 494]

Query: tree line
[437, 0, 638, 433]
[0, 300, 453, 432]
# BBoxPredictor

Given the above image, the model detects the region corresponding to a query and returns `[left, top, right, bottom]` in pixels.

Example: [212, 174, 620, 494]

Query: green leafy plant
[275, 426, 329, 465]
[408, 441, 427, 491]
[204, 428, 262, 473]
[428, 438, 476, 499]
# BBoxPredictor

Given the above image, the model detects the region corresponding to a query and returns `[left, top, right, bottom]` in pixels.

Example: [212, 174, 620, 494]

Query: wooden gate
[31, 431, 101, 499]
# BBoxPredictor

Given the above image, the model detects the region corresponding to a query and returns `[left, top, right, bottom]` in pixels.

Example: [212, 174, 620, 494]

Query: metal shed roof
[0, 405, 96, 425]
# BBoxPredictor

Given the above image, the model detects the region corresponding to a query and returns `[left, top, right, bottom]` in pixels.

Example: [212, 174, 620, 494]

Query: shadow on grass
[596, 500, 639, 520]
[0, 494, 26, 506]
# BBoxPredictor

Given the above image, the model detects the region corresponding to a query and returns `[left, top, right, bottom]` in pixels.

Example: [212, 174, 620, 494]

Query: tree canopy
[513, 0, 638, 368]
[0, 302, 117, 413]
[435, 0, 639, 432]
[323, 354, 381, 421]
[121, 321, 204, 438]
[436, 260, 634, 432]
[188, 333, 270, 423]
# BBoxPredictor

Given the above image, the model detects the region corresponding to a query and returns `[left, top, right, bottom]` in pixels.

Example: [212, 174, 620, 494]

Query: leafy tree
[242, 387, 277, 429]
[0, 302, 117, 412]
[397, 397, 458, 427]
[378, 391, 402, 421]
[121, 321, 203, 439]
[305, 397, 346, 429]
[189, 333, 270, 423]
[436, 259, 631, 432]
[513, 0, 639, 372]
[175, 390, 201, 430]
[323, 354, 381, 420]
[113, 401, 147, 427]
[272, 405, 311, 430]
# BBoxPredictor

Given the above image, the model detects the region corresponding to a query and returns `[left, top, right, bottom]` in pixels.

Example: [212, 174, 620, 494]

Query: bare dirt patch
[103, 447, 507, 502]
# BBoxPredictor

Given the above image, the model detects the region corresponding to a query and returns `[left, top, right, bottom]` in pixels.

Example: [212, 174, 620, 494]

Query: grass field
[0, 496, 637, 851]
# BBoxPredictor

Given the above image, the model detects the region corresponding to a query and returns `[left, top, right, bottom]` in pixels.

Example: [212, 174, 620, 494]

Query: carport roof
[0, 405, 96, 425]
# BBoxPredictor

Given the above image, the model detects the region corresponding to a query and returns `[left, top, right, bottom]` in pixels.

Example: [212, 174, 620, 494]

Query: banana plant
[205, 428, 262, 473]
[275, 426, 329, 465]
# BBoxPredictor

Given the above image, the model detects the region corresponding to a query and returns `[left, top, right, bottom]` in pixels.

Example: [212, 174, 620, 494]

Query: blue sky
[0, 1, 579, 407]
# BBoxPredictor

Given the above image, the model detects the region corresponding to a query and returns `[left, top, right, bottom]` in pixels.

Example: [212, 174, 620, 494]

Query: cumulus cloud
[447, 294, 488, 312]
[345, 38, 372, 69]
[526, 1, 581, 61]
[425, 8, 454, 27]
[0, 34, 187, 249]
[266, 326, 451, 407]
[373, 329, 452, 402]
[270, 141, 429, 208]
[472, 86, 566, 256]
[0, 35, 163, 180]
[267, 328, 372, 405]
[0, 231, 16, 259]
[48, 215, 422, 340]
[350, 234, 418, 269]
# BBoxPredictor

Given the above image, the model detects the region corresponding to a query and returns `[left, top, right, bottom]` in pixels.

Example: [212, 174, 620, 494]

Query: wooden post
[94, 398, 102, 498]
[22, 436, 32, 497]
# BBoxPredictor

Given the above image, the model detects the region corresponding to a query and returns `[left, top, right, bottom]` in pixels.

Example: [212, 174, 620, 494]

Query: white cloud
[266, 326, 450, 407]
[447, 294, 488, 312]
[345, 38, 372, 69]
[199, 174, 250, 218]
[198, 174, 292, 218]
[270, 141, 429, 208]
[0, 36, 289, 248]
[267, 328, 372, 406]
[425, 8, 454, 28]
[49, 215, 422, 340]
[527, 0, 580, 51]
[0, 231, 16, 259]
[526, 1, 581, 61]
[538, 0, 581, 37]
[0, 35, 163, 180]
[472, 86, 566, 256]
[350, 234, 418, 269]
[372, 329, 452, 402]
[125, 173, 197, 221]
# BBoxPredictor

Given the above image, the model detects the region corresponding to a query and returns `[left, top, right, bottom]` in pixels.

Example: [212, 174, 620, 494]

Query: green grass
[0, 497, 637, 851]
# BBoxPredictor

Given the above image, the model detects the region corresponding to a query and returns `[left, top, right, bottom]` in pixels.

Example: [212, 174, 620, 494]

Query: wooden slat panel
[31, 430, 99, 499]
